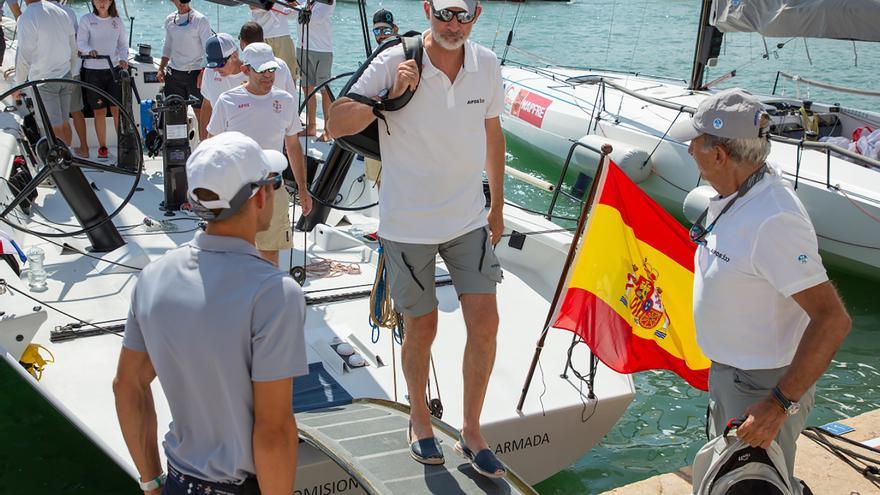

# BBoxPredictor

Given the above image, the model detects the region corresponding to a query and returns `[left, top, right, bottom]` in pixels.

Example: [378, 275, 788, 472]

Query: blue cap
[205, 33, 237, 69]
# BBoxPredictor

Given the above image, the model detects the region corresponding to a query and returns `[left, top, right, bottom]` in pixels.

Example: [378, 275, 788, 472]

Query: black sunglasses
[263, 173, 283, 191]
[431, 7, 475, 24]
[373, 27, 394, 37]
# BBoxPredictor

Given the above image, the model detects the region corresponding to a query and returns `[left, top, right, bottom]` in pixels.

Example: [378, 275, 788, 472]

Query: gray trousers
[707, 362, 816, 480]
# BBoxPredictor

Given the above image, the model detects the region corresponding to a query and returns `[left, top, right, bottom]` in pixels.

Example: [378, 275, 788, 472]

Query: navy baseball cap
[373, 9, 394, 28]
[205, 33, 237, 69]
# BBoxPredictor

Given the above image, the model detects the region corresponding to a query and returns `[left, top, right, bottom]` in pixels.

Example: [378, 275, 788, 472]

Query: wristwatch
[138, 473, 166, 492]
[771, 386, 801, 416]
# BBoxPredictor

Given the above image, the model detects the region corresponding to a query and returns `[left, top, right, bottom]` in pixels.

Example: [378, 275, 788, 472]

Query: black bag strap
[346, 35, 423, 134]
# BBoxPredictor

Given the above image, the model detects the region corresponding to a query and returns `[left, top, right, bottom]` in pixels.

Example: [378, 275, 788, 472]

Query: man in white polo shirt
[114, 132, 307, 495]
[669, 88, 851, 487]
[327, 0, 507, 478]
[239, 21, 298, 97]
[199, 33, 246, 128]
[207, 42, 312, 268]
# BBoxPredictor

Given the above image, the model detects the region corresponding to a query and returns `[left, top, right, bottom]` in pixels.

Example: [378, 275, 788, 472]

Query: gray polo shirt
[123, 231, 308, 483]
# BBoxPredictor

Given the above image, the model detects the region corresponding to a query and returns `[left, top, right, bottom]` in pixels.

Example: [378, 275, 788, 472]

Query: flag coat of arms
[553, 163, 710, 390]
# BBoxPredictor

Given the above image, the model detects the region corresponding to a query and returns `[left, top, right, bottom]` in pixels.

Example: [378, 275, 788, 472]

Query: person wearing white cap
[669, 88, 851, 488]
[199, 33, 246, 127]
[113, 132, 307, 495]
[239, 21, 298, 99]
[158, 0, 212, 140]
[328, 0, 508, 479]
[207, 42, 312, 268]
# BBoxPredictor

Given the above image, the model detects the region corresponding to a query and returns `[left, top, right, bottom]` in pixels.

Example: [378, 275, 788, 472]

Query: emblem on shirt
[798, 254, 808, 264]
[272, 100, 283, 113]
[112, 19, 118, 29]
[621, 260, 670, 338]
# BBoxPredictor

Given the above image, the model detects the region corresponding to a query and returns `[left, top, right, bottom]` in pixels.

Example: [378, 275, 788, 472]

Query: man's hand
[88, 50, 98, 57]
[736, 395, 787, 449]
[487, 207, 503, 245]
[120, 60, 129, 71]
[388, 59, 419, 100]
[300, 191, 313, 216]
[156, 67, 166, 84]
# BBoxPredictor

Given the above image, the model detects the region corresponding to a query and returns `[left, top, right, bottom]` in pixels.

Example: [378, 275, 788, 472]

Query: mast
[688, 0, 715, 90]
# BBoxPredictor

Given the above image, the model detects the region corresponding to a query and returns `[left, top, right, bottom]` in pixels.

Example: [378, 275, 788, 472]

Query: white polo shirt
[693, 166, 828, 370]
[251, 6, 292, 39]
[15, 0, 75, 84]
[206, 86, 303, 152]
[161, 9, 212, 71]
[348, 34, 504, 244]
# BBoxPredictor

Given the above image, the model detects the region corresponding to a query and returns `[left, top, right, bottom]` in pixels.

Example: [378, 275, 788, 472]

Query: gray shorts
[295, 48, 332, 87]
[706, 362, 816, 481]
[31, 74, 73, 127]
[381, 227, 503, 317]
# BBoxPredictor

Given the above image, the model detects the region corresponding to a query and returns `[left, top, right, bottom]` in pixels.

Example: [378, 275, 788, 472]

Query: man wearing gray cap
[328, 0, 507, 479]
[669, 88, 851, 485]
[113, 132, 307, 495]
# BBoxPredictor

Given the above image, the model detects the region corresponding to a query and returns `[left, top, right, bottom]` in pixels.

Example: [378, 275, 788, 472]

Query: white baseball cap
[186, 132, 287, 220]
[431, 0, 477, 14]
[669, 88, 768, 142]
[240, 43, 280, 73]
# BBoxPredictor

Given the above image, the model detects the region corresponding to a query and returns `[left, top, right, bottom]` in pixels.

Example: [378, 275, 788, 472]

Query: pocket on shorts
[478, 228, 503, 284]
[382, 242, 427, 313]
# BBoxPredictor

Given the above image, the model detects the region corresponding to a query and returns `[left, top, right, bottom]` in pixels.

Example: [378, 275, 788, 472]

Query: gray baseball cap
[431, 0, 478, 14]
[668, 88, 767, 142]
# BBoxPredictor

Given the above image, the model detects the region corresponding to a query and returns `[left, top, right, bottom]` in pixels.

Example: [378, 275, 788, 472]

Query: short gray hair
[701, 115, 771, 165]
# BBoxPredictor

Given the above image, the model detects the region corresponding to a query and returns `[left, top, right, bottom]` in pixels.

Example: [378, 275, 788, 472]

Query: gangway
[296, 399, 538, 494]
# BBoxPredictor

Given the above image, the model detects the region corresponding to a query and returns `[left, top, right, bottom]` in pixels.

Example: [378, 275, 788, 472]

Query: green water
[2, 0, 878, 493]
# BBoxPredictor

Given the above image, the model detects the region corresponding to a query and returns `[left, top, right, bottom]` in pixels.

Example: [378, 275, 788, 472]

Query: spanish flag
[553, 163, 710, 390]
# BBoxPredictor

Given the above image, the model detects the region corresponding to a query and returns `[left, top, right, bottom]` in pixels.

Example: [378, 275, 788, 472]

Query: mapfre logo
[238, 103, 250, 109]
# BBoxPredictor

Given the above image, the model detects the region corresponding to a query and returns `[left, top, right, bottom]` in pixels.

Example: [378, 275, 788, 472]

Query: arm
[200, 99, 213, 133]
[158, 22, 171, 83]
[253, 378, 298, 495]
[325, 97, 376, 138]
[77, 17, 92, 55]
[9, 0, 20, 20]
[14, 17, 36, 84]
[484, 116, 506, 245]
[284, 134, 312, 215]
[737, 281, 851, 448]
[113, 347, 163, 495]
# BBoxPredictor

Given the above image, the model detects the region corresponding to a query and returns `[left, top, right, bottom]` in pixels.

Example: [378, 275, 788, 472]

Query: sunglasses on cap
[373, 26, 394, 37]
[431, 7, 475, 24]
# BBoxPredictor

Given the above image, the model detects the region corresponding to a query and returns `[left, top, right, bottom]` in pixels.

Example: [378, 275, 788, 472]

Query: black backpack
[335, 35, 423, 161]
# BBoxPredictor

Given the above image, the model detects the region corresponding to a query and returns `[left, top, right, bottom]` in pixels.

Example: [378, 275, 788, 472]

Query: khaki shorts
[381, 227, 503, 317]
[364, 157, 381, 184]
[256, 188, 293, 251]
[266, 36, 298, 81]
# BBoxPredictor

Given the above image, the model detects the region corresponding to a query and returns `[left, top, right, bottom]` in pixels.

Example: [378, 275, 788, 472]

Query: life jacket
[692, 418, 800, 495]
[335, 35, 423, 161]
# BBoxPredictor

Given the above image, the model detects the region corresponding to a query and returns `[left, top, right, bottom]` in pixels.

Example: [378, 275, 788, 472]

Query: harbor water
[1, 1, 878, 493]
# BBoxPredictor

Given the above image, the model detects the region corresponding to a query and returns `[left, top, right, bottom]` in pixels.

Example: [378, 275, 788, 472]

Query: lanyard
[690, 164, 768, 245]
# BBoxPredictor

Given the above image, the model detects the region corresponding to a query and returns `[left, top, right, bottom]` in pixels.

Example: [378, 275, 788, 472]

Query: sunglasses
[431, 7, 475, 24]
[373, 27, 394, 37]
[688, 222, 712, 246]
[260, 174, 283, 191]
[173, 12, 191, 27]
[190, 175, 281, 221]
[253, 66, 277, 74]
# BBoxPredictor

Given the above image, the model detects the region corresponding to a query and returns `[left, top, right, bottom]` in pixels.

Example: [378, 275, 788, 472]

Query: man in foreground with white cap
[669, 88, 850, 487]
[113, 132, 307, 495]
[207, 42, 313, 268]
[328, 0, 507, 478]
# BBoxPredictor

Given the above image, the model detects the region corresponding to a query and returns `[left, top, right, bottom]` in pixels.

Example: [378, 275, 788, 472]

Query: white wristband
[138, 473, 166, 491]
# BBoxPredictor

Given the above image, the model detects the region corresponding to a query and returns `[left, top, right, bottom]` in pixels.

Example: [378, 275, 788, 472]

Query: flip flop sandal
[454, 434, 506, 479]
[407, 422, 444, 465]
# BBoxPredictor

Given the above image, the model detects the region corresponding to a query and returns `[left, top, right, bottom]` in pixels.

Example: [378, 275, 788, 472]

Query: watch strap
[771, 386, 792, 411]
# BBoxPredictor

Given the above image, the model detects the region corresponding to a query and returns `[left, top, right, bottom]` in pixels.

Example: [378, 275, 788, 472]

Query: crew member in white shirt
[295, 0, 334, 138]
[15, 0, 77, 145]
[668, 88, 851, 489]
[199, 33, 246, 128]
[328, 0, 508, 478]
[249, 3, 298, 79]
[158, 0, 211, 140]
[0, 0, 22, 63]
[77, 0, 129, 160]
[49, 0, 90, 158]
[206, 43, 313, 267]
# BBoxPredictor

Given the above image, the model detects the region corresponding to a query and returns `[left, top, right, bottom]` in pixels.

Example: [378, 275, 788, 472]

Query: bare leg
[459, 294, 499, 452]
[402, 309, 438, 442]
[94, 107, 107, 149]
[53, 122, 72, 146]
[299, 84, 317, 136]
[318, 88, 333, 140]
[110, 106, 120, 134]
[195, 107, 207, 141]
[259, 250, 279, 267]
[72, 111, 89, 157]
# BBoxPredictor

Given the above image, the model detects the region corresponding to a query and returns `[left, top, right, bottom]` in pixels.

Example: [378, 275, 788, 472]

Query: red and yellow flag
[553, 163, 709, 390]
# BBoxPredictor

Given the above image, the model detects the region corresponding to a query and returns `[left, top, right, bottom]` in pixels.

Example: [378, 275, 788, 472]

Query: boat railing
[546, 141, 608, 220]
[590, 77, 880, 183]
